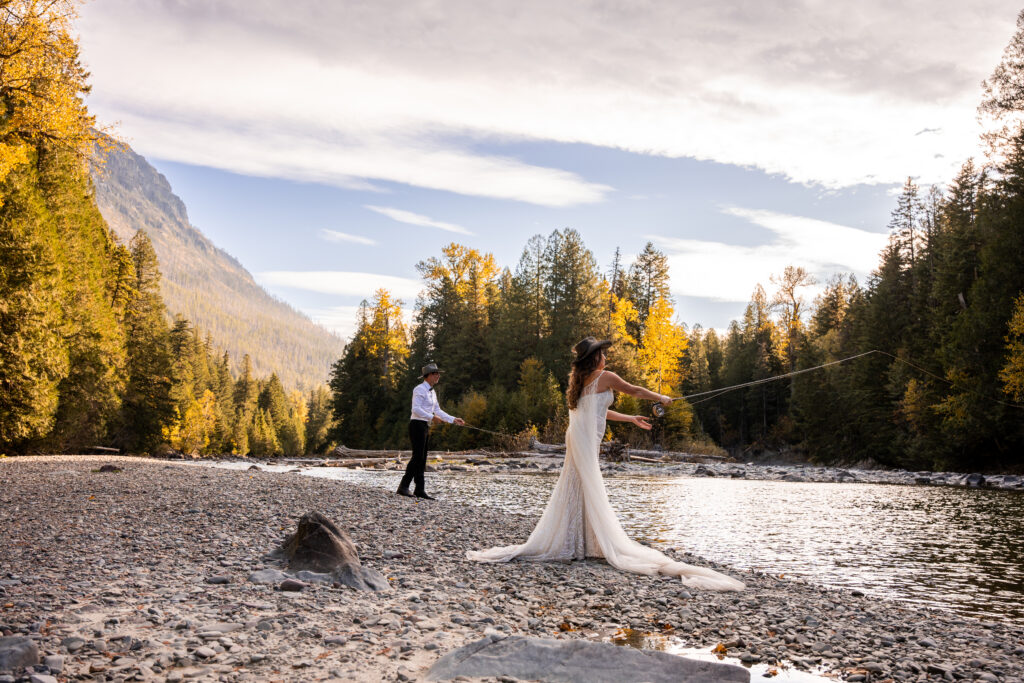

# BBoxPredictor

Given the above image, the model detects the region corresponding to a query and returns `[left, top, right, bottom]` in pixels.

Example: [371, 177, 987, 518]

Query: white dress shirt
[411, 380, 455, 423]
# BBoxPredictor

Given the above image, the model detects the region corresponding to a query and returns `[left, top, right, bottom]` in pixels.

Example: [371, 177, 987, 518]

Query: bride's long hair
[566, 350, 603, 410]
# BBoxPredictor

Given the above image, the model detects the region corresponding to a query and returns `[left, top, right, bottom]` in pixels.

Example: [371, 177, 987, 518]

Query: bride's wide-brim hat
[573, 337, 612, 365]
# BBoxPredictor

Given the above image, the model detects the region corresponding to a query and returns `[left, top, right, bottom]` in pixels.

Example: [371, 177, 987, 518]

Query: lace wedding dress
[467, 372, 745, 591]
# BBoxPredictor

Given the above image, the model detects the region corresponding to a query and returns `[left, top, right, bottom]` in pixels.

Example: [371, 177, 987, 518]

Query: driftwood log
[528, 438, 732, 464]
[332, 446, 408, 459]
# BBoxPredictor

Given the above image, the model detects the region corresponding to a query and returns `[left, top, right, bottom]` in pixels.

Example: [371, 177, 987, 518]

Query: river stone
[0, 636, 38, 671]
[425, 635, 750, 682]
[273, 511, 361, 572]
[248, 569, 287, 585]
[334, 564, 390, 592]
[964, 473, 985, 487]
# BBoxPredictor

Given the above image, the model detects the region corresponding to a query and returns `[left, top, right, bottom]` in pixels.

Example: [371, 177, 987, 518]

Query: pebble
[42, 654, 64, 672]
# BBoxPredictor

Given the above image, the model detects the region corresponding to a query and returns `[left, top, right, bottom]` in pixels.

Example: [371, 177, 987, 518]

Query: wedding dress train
[467, 372, 745, 591]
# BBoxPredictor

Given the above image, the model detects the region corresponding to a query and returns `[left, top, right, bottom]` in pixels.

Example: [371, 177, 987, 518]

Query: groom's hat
[421, 362, 443, 376]
[572, 337, 612, 365]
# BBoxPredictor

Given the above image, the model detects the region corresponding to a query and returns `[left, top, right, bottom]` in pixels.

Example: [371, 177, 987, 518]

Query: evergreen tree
[116, 230, 174, 452]
[305, 386, 334, 454]
[0, 148, 67, 446]
[626, 241, 672, 335]
[39, 146, 128, 451]
[416, 245, 496, 396]
[541, 229, 604, 382]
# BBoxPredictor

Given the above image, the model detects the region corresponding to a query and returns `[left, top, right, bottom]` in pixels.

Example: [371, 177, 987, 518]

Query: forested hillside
[0, 0, 331, 456]
[91, 143, 344, 391]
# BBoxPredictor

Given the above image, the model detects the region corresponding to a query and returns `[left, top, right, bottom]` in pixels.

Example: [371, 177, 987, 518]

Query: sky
[76, 0, 1020, 340]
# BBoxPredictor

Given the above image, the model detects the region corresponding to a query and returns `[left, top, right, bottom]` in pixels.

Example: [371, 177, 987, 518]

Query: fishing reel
[652, 397, 684, 417]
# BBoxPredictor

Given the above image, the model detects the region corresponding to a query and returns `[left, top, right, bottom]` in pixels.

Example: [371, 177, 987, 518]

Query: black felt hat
[572, 337, 612, 365]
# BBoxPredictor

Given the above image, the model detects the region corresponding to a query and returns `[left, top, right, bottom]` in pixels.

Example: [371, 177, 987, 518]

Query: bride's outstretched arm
[606, 409, 652, 430]
[601, 371, 671, 404]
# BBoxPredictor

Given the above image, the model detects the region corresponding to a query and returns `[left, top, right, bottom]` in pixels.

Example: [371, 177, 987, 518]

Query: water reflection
[608, 628, 832, 682]
[211, 463, 1024, 625]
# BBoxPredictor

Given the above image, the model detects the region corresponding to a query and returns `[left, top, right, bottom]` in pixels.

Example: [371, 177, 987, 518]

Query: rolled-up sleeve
[432, 403, 455, 424]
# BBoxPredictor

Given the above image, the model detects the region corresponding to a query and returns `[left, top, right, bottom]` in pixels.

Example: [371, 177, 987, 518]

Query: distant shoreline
[11, 451, 1021, 491]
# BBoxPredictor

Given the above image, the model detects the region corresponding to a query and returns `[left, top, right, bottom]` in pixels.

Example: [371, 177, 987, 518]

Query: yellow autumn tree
[1000, 293, 1024, 401]
[637, 296, 688, 394]
[0, 0, 104, 184]
[600, 281, 642, 383]
[364, 288, 409, 390]
[418, 243, 500, 313]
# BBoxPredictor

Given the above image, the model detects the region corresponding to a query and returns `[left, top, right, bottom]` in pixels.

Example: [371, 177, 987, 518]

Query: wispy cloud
[653, 208, 889, 303]
[319, 229, 377, 246]
[306, 304, 414, 341]
[365, 205, 473, 235]
[79, 1, 1016, 197]
[256, 271, 422, 302]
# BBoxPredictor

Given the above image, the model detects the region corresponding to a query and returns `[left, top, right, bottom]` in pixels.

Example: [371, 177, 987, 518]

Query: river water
[213, 463, 1024, 626]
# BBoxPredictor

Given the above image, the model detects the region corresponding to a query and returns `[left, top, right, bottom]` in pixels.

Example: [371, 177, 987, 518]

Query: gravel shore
[1, 456, 1022, 682]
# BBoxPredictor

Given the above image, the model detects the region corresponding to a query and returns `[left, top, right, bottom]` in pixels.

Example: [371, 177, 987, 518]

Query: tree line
[327, 166, 1023, 470]
[328, 235, 721, 455]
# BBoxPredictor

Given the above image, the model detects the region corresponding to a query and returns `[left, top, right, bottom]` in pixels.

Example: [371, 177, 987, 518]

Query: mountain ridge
[91, 143, 344, 391]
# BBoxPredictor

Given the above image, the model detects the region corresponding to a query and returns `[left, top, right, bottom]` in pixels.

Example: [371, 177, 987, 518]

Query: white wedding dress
[467, 372, 745, 591]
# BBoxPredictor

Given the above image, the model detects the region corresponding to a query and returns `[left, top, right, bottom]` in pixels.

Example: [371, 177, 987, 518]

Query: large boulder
[0, 636, 38, 672]
[425, 635, 750, 682]
[273, 512, 389, 591]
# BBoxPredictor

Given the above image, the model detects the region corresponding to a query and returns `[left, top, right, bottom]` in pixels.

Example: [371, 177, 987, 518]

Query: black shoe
[396, 488, 414, 497]
[414, 492, 436, 500]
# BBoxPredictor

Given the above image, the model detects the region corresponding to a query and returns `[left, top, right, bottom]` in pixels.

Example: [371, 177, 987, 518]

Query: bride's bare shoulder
[597, 370, 629, 392]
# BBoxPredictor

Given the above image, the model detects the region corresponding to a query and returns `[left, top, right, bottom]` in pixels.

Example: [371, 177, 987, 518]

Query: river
[211, 462, 1024, 627]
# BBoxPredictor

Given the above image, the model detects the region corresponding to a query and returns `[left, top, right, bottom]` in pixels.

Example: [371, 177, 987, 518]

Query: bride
[467, 337, 745, 591]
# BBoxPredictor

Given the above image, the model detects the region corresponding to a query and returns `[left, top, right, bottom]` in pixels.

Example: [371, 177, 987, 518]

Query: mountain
[91, 143, 344, 391]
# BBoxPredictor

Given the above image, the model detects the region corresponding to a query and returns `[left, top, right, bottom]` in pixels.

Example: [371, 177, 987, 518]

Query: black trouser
[400, 419, 430, 493]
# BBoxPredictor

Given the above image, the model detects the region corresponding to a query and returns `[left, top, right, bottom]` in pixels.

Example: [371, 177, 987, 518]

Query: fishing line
[651, 349, 1024, 416]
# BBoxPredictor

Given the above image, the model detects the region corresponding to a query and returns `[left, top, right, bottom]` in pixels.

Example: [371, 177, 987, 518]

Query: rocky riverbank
[1, 456, 1022, 682]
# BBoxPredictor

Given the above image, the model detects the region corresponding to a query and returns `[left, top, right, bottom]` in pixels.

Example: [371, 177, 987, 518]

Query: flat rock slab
[248, 569, 287, 585]
[0, 636, 38, 672]
[425, 635, 750, 683]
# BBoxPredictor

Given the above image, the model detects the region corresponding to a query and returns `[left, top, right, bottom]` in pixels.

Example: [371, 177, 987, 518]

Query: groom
[397, 362, 464, 500]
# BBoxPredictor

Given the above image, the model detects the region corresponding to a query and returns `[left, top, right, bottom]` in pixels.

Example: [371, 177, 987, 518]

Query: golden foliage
[1000, 292, 1024, 401]
[419, 243, 499, 311]
[363, 288, 409, 389]
[0, 0, 106, 184]
[608, 290, 639, 347]
[637, 296, 688, 393]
